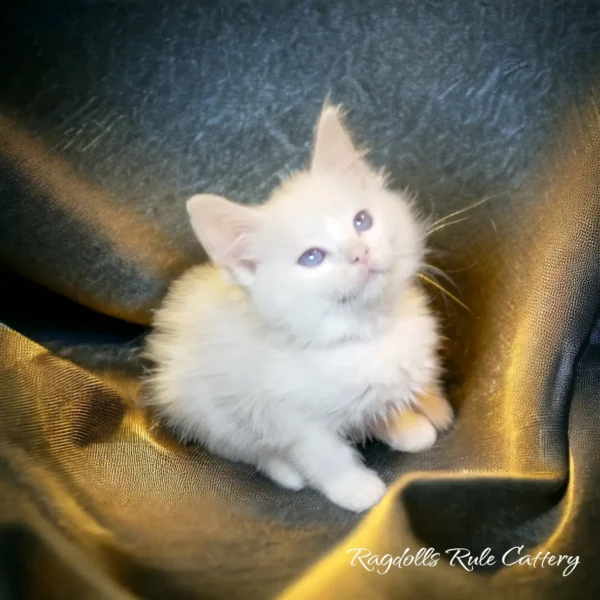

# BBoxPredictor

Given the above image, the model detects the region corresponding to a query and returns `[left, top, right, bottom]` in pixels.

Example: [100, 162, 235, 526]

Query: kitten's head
[187, 105, 425, 338]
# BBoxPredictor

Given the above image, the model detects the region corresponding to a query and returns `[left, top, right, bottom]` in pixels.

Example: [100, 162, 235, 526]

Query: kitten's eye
[298, 248, 326, 267]
[354, 210, 373, 232]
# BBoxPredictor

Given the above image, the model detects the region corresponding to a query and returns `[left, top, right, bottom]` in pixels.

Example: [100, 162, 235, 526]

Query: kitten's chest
[301, 313, 438, 399]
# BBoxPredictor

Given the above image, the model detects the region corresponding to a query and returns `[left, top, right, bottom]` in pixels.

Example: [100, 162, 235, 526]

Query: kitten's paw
[322, 469, 386, 512]
[416, 389, 454, 432]
[262, 456, 306, 491]
[385, 410, 437, 452]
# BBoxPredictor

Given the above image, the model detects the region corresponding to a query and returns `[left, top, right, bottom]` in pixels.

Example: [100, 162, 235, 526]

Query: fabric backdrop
[1, 1, 600, 598]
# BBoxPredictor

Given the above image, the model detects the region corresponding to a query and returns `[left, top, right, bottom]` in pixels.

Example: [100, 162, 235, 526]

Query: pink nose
[350, 246, 370, 264]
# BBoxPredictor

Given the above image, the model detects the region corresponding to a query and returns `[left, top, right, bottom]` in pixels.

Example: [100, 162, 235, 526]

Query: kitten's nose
[348, 244, 370, 265]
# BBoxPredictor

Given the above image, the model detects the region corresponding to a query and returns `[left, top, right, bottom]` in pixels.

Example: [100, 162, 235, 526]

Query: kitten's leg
[415, 387, 454, 432]
[374, 408, 438, 452]
[288, 429, 386, 512]
[259, 455, 306, 491]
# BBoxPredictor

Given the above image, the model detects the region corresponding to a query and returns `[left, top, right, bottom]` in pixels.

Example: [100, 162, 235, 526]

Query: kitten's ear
[311, 104, 371, 180]
[187, 194, 261, 286]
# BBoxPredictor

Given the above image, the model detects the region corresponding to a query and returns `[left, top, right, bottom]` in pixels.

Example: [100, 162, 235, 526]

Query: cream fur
[143, 105, 453, 512]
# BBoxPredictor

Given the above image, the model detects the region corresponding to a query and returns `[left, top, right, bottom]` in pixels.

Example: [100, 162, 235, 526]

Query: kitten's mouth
[363, 266, 388, 283]
[338, 268, 389, 304]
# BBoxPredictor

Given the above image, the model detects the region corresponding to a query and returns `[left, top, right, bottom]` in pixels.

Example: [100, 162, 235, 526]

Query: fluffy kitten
[143, 105, 454, 512]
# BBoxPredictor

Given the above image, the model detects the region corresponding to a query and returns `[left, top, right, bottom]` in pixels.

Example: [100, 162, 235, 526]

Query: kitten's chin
[359, 265, 419, 308]
[337, 270, 393, 307]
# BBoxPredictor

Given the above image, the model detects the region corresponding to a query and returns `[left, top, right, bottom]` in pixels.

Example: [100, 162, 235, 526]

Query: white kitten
[143, 105, 454, 512]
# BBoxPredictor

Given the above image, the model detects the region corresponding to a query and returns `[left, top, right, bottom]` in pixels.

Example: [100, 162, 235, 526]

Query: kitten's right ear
[311, 103, 371, 181]
[186, 194, 262, 286]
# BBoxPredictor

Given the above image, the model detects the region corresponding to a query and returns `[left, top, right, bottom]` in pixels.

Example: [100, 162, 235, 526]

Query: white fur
[143, 105, 453, 512]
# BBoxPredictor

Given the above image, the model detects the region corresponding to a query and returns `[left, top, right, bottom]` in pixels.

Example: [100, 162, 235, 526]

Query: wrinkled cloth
[1, 1, 600, 599]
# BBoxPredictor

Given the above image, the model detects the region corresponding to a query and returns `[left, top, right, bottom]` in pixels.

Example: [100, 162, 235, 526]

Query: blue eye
[298, 248, 326, 267]
[354, 210, 373, 232]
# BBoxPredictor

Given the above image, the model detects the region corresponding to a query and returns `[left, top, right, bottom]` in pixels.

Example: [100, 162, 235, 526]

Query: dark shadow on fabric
[402, 477, 566, 573]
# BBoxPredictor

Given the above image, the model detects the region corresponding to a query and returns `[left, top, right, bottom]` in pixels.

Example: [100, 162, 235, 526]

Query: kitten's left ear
[311, 104, 372, 181]
[187, 194, 262, 286]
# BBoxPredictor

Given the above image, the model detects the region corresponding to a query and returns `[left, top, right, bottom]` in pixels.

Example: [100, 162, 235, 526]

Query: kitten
[143, 104, 454, 512]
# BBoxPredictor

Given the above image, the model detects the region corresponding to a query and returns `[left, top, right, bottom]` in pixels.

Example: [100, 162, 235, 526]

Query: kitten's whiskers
[425, 193, 500, 235]
[426, 216, 470, 236]
[417, 272, 471, 313]
[420, 262, 457, 288]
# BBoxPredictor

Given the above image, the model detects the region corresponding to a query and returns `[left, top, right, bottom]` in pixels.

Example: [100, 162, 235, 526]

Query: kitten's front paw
[262, 456, 306, 491]
[384, 410, 438, 452]
[416, 389, 454, 432]
[322, 468, 386, 512]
